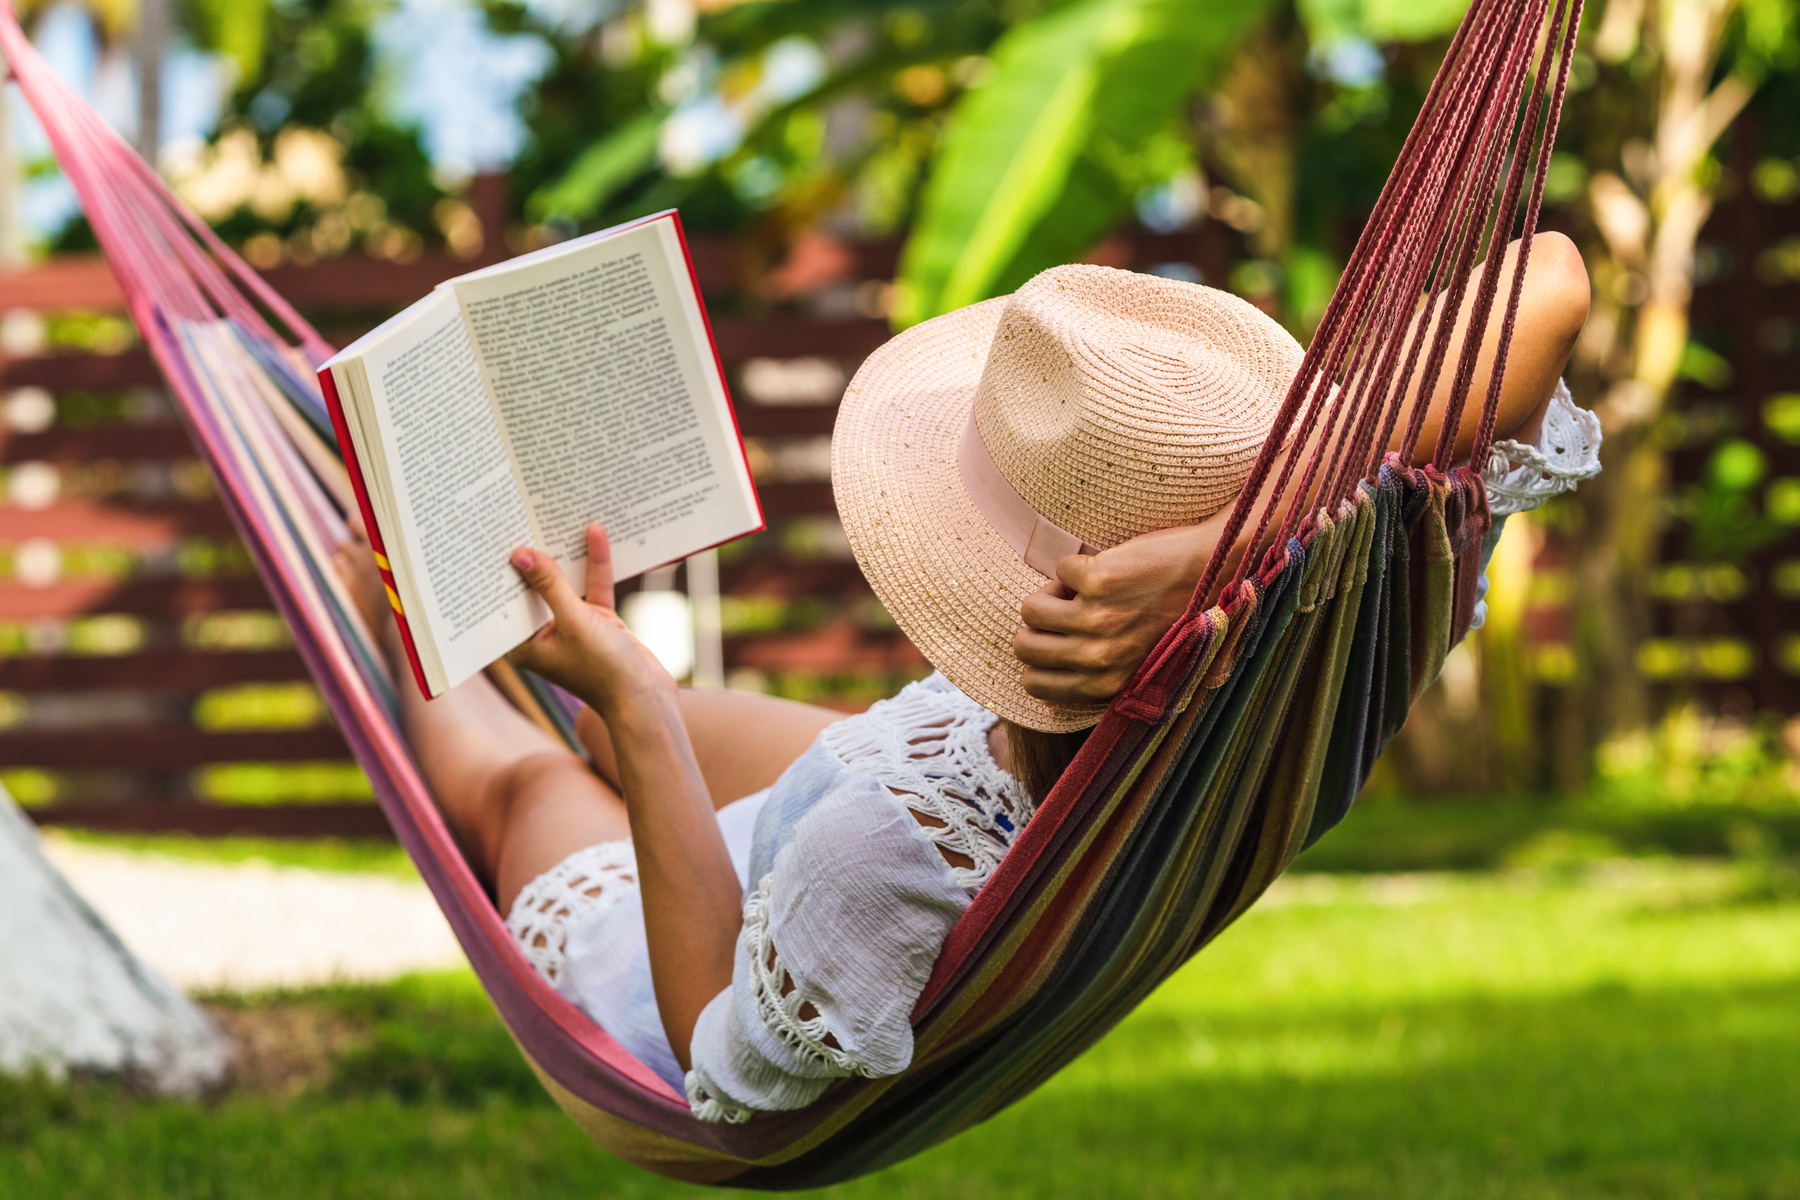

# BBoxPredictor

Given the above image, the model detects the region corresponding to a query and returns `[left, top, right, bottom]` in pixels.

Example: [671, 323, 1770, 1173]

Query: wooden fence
[0, 194, 1232, 836]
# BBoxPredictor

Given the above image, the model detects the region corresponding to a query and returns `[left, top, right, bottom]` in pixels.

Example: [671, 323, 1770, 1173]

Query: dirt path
[40, 837, 467, 993]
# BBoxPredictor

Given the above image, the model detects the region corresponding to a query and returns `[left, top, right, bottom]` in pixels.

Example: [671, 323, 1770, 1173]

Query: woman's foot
[331, 518, 397, 656]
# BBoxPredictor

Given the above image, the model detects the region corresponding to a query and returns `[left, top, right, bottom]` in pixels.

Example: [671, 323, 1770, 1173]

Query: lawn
[8, 829, 1800, 1197]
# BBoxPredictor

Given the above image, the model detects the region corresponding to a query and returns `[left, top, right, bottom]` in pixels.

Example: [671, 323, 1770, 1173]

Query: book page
[451, 216, 760, 586]
[354, 290, 547, 692]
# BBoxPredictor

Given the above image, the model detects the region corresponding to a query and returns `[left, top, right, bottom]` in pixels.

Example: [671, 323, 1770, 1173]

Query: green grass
[6, 860, 1800, 1198]
[48, 830, 419, 877]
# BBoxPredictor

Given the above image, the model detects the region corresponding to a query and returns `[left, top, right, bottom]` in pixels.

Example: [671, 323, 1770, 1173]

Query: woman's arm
[1013, 233, 1590, 706]
[508, 525, 741, 1070]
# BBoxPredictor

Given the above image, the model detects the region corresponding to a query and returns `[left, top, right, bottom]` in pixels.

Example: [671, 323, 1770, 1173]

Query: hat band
[957, 412, 1098, 578]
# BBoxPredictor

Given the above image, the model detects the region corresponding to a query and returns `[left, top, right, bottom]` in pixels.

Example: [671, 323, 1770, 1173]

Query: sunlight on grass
[4, 863, 1799, 1199]
[48, 831, 417, 877]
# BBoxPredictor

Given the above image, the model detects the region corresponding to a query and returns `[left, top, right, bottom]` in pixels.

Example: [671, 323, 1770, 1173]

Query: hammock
[2, 0, 1580, 1185]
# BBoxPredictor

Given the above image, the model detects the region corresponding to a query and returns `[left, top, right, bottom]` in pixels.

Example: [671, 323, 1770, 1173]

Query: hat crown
[972, 265, 1302, 550]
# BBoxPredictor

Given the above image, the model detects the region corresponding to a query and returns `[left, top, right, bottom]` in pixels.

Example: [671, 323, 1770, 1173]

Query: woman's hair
[1003, 720, 1093, 804]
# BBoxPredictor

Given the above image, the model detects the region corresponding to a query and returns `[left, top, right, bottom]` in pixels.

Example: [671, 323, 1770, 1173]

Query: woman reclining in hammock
[336, 234, 1598, 1122]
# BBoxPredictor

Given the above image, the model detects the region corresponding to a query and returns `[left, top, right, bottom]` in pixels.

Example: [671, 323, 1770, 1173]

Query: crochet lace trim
[505, 839, 638, 988]
[716, 676, 1035, 1096]
[686, 1072, 754, 1124]
[819, 676, 1036, 892]
[1485, 380, 1602, 516]
[739, 873, 869, 1074]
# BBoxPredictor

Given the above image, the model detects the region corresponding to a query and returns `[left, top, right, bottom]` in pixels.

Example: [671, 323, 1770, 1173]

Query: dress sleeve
[685, 773, 972, 1123]
[1470, 379, 1603, 631]
[1482, 378, 1602, 516]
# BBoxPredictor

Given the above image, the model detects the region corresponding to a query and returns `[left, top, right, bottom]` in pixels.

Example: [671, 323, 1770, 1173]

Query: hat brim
[832, 296, 1107, 733]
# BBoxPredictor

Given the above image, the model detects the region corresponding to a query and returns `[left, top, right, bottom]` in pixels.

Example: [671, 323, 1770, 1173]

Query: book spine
[669, 209, 765, 538]
[317, 364, 437, 701]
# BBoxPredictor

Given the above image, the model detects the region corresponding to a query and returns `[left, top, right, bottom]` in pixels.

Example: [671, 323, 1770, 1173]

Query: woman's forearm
[1383, 232, 1588, 463]
[597, 690, 742, 1072]
[503, 532, 744, 1072]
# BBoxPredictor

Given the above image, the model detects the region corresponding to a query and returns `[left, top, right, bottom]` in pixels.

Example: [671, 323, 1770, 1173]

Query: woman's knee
[471, 752, 616, 870]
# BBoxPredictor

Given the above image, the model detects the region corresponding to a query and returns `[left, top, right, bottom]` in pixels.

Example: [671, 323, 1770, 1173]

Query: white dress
[506, 382, 1603, 1122]
[506, 673, 1031, 1122]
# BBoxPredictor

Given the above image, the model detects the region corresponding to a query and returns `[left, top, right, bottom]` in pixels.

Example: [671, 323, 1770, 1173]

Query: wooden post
[135, 0, 167, 165]
[0, 46, 24, 266]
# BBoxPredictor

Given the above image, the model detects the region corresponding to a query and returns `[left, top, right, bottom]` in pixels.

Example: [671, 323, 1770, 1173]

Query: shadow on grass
[1293, 799, 1800, 876]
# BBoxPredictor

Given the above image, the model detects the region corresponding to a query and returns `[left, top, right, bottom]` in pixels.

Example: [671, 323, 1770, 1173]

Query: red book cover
[317, 365, 436, 700]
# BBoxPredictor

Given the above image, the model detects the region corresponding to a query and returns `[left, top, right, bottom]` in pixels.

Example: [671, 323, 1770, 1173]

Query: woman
[336, 236, 1599, 1122]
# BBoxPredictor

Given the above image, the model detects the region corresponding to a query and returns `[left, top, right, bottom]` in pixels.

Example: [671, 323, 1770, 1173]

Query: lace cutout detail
[733, 876, 869, 1080]
[505, 839, 638, 987]
[1484, 380, 1602, 517]
[820, 677, 1035, 892]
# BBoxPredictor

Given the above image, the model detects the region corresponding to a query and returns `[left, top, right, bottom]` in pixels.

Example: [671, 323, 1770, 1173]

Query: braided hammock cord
[0, 0, 1582, 1184]
[1189, 0, 1583, 612]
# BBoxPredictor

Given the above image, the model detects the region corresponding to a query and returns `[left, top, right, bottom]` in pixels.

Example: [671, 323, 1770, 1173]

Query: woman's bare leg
[333, 536, 633, 914]
[575, 689, 841, 811]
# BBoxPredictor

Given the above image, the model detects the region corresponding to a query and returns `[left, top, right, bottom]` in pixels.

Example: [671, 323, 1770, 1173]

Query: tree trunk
[0, 788, 229, 1095]
[1555, 0, 1752, 786]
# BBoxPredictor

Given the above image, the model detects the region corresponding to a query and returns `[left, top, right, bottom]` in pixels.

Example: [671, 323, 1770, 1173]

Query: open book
[319, 211, 761, 699]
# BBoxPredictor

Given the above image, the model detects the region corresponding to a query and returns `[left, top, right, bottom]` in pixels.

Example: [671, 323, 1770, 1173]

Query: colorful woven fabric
[1, 0, 1581, 1183]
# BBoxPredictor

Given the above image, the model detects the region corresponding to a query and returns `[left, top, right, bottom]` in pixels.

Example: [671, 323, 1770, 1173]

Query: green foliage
[896, 0, 1270, 325]
[1683, 438, 1787, 562]
[504, 0, 1012, 236]
[178, 0, 446, 251]
[182, 0, 269, 85]
[526, 109, 664, 224]
[1299, 0, 1470, 44]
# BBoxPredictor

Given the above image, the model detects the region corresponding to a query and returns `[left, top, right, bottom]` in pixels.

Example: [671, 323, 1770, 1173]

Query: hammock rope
[1, 0, 1582, 1184]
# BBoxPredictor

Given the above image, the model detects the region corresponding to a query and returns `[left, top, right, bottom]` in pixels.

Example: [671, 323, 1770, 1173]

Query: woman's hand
[513, 524, 740, 1070]
[1013, 522, 1220, 706]
[507, 523, 673, 718]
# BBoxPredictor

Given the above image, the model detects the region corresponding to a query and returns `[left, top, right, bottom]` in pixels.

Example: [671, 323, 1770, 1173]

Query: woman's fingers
[1020, 664, 1123, 705]
[1019, 584, 1093, 637]
[1013, 626, 1098, 670]
[584, 524, 616, 610]
[510, 547, 581, 624]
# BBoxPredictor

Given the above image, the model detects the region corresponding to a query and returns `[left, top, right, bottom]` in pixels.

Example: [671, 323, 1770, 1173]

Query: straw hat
[832, 263, 1303, 732]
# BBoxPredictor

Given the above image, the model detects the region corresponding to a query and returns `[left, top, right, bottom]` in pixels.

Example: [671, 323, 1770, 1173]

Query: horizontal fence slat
[0, 649, 310, 690]
[733, 406, 840, 438]
[2, 423, 194, 461]
[0, 239, 907, 316]
[0, 577, 271, 620]
[725, 626, 925, 673]
[755, 482, 838, 520]
[710, 317, 890, 362]
[1, 724, 349, 768]
[0, 349, 161, 390]
[27, 801, 393, 839]
[720, 559, 868, 596]
[0, 502, 237, 541]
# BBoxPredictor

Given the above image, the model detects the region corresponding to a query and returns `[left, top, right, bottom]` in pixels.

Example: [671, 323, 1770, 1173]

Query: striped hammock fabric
[1, 0, 1580, 1184]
